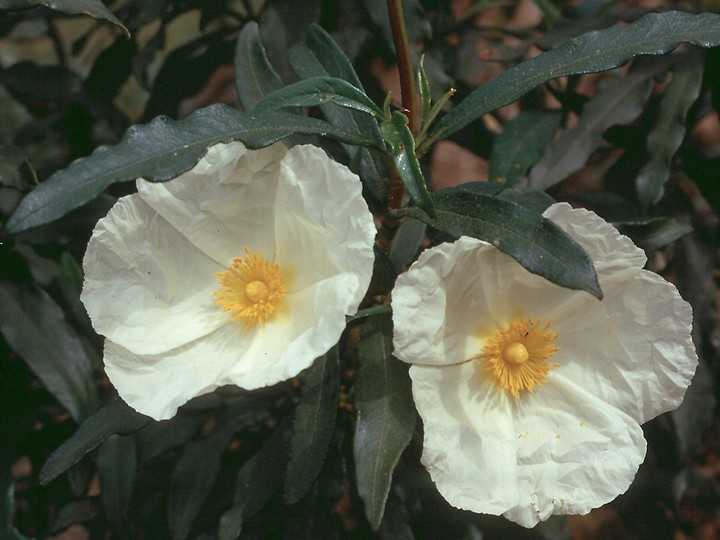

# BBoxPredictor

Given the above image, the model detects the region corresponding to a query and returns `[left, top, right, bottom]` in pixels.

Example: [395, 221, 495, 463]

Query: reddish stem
[387, 0, 417, 133]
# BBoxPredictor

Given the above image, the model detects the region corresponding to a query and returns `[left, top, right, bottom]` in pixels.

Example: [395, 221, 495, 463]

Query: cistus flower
[391, 202, 697, 528]
[81, 142, 376, 421]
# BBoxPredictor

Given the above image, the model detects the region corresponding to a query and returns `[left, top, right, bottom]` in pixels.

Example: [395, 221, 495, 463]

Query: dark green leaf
[488, 111, 561, 186]
[0, 145, 37, 191]
[234, 22, 284, 112]
[6, 104, 380, 233]
[382, 112, 435, 217]
[289, 24, 389, 201]
[0, 0, 129, 38]
[58, 252, 97, 344]
[396, 191, 603, 298]
[169, 410, 251, 540]
[533, 0, 561, 27]
[389, 218, 426, 273]
[218, 418, 292, 540]
[636, 51, 704, 210]
[1, 466, 32, 540]
[425, 11, 720, 148]
[50, 499, 98, 534]
[258, 76, 384, 117]
[498, 188, 556, 214]
[529, 67, 656, 190]
[97, 434, 136, 539]
[290, 24, 365, 88]
[0, 283, 98, 422]
[40, 400, 150, 485]
[354, 314, 415, 530]
[283, 349, 340, 504]
[136, 413, 206, 464]
[617, 217, 693, 251]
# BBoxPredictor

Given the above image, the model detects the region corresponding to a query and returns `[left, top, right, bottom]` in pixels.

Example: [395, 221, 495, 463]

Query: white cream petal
[274, 144, 376, 295]
[542, 202, 647, 272]
[411, 362, 646, 528]
[394, 202, 697, 528]
[103, 336, 227, 421]
[225, 273, 362, 388]
[556, 266, 697, 424]
[137, 142, 287, 265]
[84, 141, 376, 421]
[81, 194, 227, 356]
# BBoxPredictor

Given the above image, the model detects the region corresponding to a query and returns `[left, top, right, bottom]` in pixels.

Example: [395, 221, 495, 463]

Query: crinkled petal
[274, 144, 376, 295]
[81, 194, 227, 356]
[393, 236, 587, 367]
[104, 335, 228, 421]
[393, 237, 493, 366]
[543, 202, 647, 272]
[394, 204, 697, 424]
[105, 272, 365, 420]
[225, 273, 364, 387]
[411, 362, 646, 528]
[137, 142, 287, 265]
[555, 267, 697, 424]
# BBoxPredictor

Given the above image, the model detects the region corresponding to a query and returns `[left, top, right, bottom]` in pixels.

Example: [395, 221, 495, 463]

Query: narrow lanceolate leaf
[354, 314, 415, 531]
[234, 22, 284, 111]
[488, 111, 561, 186]
[169, 407, 257, 540]
[636, 51, 705, 210]
[258, 76, 384, 117]
[396, 191, 602, 298]
[382, 112, 435, 217]
[218, 419, 292, 540]
[6, 104, 379, 233]
[97, 434, 136, 539]
[1, 467, 32, 540]
[40, 400, 149, 485]
[283, 349, 340, 504]
[423, 11, 720, 149]
[0, 283, 98, 422]
[618, 217, 693, 251]
[289, 24, 389, 201]
[0, 0, 129, 38]
[529, 68, 655, 190]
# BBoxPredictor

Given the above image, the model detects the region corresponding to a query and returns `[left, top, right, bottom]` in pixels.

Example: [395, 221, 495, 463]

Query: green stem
[387, 0, 417, 133]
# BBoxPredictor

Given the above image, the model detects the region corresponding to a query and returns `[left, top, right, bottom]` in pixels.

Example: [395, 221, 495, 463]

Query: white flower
[82, 142, 376, 421]
[391, 202, 697, 528]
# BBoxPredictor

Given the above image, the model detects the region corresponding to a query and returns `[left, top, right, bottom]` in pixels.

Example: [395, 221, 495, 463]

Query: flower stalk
[386, 0, 417, 134]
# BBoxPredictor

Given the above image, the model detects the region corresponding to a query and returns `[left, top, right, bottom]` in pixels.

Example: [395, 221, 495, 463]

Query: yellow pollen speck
[213, 248, 287, 327]
[481, 317, 559, 398]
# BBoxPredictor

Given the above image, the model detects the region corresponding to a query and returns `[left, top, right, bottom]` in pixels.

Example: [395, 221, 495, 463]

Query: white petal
[555, 267, 697, 424]
[411, 362, 646, 528]
[393, 237, 493, 367]
[225, 273, 363, 388]
[104, 336, 227, 421]
[137, 142, 287, 265]
[81, 194, 227, 356]
[543, 202, 647, 272]
[105, 273, 363, 420]
[393, 236, 586, 367]
[274, 144, 376, 296]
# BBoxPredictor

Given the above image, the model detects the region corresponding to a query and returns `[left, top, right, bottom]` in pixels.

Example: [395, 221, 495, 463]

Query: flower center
[482, 318, 559, 398]
[245, 280, 269, 303]
[503, 342, 529, 365]
[213, 249, 287, 326]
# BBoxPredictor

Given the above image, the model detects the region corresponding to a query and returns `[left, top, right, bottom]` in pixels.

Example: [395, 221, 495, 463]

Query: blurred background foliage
[1, 0, 720, 539]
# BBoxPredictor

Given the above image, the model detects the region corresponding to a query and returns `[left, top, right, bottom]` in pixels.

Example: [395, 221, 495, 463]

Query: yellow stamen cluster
[482, 318, 559, 398]
[213, 249, 287, 326]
